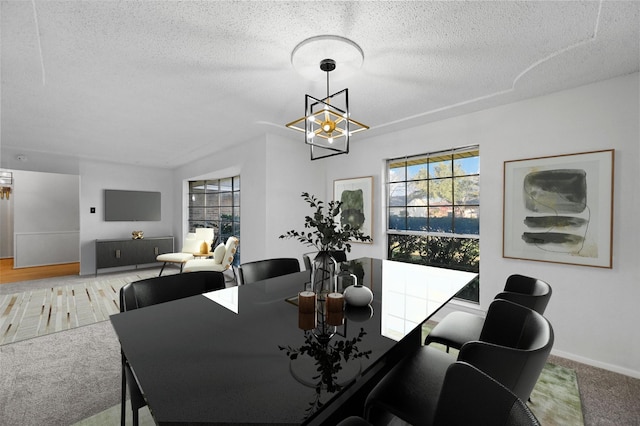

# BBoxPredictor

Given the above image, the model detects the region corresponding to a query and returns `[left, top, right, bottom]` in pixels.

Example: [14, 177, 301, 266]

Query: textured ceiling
[1, 1, 638, 168]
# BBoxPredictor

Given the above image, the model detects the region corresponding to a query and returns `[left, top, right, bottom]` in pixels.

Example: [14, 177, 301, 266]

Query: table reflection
[380, 260, 478, 341]
[203, 286, 239, 313]
[280, 299, 372, 421]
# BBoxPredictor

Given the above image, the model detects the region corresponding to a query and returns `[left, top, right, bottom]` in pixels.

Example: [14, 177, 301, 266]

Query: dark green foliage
[280, 192, 372, 251]
[279, 328, 372, 418]
[388, 234, 479, 302]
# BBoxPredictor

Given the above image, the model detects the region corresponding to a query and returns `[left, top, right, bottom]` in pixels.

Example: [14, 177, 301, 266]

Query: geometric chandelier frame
[286, 58, 369, 160]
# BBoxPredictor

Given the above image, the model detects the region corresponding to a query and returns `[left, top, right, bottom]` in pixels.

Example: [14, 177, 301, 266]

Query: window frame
[386, 146, 479, 302]
[188, 176, 240, 264]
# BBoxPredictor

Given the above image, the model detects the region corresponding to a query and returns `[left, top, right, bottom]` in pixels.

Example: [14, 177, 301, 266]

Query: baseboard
[11, 260, 79, 269]
[551, 349, 640, 379]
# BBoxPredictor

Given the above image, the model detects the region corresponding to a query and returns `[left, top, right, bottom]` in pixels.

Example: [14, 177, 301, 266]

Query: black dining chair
[432, 361, 541, 425]
[365, 299, 553, 425]
[238, 257, 301, 285]
[335, 416, 373, 426]
[119, 271, 226, 426]
[344, 361, 540, 426]
[425, 274, 552, 352]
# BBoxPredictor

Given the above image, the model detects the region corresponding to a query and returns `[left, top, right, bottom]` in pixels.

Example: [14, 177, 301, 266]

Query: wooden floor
[0, 258, 80, 284]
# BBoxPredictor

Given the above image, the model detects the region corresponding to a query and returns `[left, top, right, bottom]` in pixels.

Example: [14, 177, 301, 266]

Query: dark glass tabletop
[110, 258, 477, 425]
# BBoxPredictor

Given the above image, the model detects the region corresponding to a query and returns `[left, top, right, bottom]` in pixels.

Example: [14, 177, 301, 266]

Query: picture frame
[503, 149, 614, 268]
[333, 176, 373, 243]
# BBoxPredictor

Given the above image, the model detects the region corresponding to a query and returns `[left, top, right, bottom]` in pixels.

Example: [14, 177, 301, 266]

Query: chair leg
[121, 354, 127, 426]
[159, 262, 167, 276]
[179, 263, 184, 273]
[222, 266, 237, 284]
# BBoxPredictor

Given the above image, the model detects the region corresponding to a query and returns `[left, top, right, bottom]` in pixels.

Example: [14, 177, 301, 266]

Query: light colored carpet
[0, 320, 122, 426]
[0, 270, 163, 345]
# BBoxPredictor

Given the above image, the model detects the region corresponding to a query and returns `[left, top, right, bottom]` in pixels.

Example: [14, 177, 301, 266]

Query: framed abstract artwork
[503, 149, 614, 268]
[334, 176, 373, 243]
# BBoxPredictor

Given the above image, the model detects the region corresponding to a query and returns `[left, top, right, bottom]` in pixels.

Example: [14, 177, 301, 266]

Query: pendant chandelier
[286, 36, 369, 160]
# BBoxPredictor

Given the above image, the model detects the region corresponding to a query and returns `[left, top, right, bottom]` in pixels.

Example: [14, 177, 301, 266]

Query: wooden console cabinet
[95, 236, 173, 274]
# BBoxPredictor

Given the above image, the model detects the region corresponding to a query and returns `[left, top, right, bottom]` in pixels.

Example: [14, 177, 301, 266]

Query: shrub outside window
[386, 147, 479, 302]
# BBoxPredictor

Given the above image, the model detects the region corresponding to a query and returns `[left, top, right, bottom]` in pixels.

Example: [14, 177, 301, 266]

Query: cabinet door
[155, 238, 174, 255]
[96, 241, 130, 268]
[136, 238, 174, 264]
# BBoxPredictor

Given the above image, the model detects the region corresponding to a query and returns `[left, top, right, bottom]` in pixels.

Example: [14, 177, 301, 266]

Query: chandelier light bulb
[307, 131, 315, 139]
[328, 137, 334, 144]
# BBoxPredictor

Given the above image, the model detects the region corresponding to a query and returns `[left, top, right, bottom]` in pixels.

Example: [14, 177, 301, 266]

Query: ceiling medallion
[286, 36, 369, 160]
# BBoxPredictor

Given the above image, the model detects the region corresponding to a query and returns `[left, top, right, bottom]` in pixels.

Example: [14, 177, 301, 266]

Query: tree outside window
[387, 148, 479, 302]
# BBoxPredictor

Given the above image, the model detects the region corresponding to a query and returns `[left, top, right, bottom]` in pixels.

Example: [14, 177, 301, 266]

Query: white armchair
[183, 236, 239, 278]
[156, 229, 215, 275]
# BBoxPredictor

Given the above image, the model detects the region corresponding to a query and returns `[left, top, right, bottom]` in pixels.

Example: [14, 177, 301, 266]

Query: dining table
[110, 257, 477, 425]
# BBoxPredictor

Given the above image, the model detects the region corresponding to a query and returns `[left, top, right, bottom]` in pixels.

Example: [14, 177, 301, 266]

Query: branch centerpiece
[280, 192, 371, 297]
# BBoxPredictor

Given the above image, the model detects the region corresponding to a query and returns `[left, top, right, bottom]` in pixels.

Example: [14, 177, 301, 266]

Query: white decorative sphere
[343, 285, 373, 307]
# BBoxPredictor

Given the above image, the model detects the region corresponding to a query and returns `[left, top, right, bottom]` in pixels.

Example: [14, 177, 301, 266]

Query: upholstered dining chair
[119, 271, 226, 426]
[335, 416, 372, 426]
[425, 274, 552, 352]
[365, 299, 553, 425]
[238, 257, 301, 285]
[432, 361, 541, 425]
[340, 362, 540, 426]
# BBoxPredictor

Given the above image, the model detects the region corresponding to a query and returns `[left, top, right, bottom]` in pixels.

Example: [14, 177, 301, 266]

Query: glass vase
[311, 251, 339, 300]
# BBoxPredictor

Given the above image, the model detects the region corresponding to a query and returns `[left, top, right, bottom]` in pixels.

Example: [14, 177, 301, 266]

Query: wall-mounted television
[104, 189, 161, 221]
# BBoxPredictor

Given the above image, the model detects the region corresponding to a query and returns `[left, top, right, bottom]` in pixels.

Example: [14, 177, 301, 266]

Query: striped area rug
[0, 270, 161, 345]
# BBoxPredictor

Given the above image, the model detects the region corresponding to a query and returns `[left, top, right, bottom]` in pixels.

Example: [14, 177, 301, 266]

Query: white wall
[79, 160, 174, 275]
[10, 170, 80, 267]
[0, 177, 14, 258]
[171, 133, 325, 266]
[317, 72, 640, 377]
[264, 133, 325, 264]
[0, 156, 174, 275]
[172, 135, 269, 264]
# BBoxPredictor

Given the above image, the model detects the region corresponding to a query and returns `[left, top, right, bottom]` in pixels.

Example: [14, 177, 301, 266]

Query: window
[188, 176, 240, 264]
[386, 147, 479, 302]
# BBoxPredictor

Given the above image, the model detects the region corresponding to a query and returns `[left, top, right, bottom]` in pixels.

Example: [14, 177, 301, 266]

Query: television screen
[104, 189, 161, 221]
